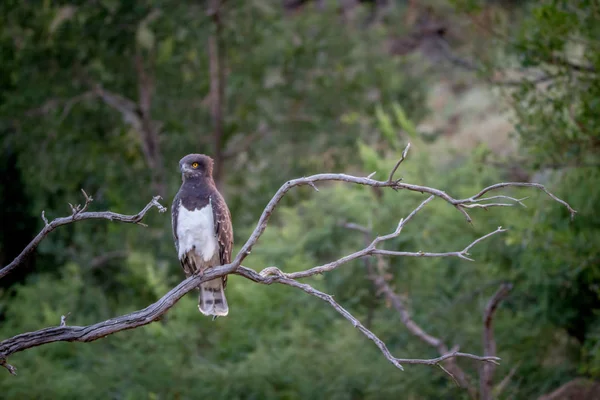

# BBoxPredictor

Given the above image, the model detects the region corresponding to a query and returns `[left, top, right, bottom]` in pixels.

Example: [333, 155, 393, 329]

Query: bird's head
[179, 154, 214, 181]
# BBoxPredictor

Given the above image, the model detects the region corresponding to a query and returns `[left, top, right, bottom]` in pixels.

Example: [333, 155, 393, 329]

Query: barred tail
[198, 278, 229, 317]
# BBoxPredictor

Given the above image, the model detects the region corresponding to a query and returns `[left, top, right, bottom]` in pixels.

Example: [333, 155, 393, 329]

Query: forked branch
[0, 148, 575, 377]
[0, 192, 167, 280]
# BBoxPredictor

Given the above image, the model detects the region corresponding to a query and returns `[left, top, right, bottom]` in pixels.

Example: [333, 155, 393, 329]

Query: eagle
[171, 154, 233, 317]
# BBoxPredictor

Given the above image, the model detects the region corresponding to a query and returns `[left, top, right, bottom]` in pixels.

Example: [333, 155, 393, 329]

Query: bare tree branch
[388, 142, 411, 183]
[370, 267, 478, 395]
[0, 151, 575, 376]
[241, 266, 499, 370]
[234, 171, 574, 269]
[0, 265, 228, 369]
[0, 193, 166, 280]
[341, 204, 479, 397]
[342, 219, 515, 398]
[480, 283, 512, 400]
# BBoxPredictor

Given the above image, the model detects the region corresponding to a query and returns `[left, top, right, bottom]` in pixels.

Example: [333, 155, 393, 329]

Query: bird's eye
[192, 162, 199, 169]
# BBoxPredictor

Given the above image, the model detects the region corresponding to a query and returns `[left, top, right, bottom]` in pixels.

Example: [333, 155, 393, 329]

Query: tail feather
[198, 278, 229, 317]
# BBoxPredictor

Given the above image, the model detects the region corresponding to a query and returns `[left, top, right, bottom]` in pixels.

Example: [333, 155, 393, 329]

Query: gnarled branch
[0, 192, 166, 280]
[0, 147, 575, 379]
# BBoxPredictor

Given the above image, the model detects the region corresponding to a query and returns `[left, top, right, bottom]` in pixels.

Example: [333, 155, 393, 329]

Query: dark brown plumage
[171, 154, 233, 317]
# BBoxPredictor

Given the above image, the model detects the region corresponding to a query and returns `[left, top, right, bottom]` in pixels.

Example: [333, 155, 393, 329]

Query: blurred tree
[448, 0, 600, 392]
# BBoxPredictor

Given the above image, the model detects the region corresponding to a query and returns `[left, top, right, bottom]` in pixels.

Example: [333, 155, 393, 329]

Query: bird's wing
[212, 192, 233, 287]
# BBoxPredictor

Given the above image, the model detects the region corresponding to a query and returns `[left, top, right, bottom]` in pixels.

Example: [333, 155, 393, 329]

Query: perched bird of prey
[171, 154, 233, 317]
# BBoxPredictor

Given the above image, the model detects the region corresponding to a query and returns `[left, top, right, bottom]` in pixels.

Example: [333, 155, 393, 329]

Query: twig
[235, 173, 574, 254]
[0, 194, 166, 280]
[238, 267, 500, 371]
[0, 358, 16, 376]
[470, 196, 529, 207]
[280, 224, 505, 280]
[60, 313, 71, 327]
[41, 211, 49, 226]
[437, 363, 460, 387]
[461, 203, 515, 209]
[464, 183, 576, 220]
[374, 267, 479, 397]
[388, 142, 411, 183]
[341, 209, 508, 397]
[364, 249, 479, 395]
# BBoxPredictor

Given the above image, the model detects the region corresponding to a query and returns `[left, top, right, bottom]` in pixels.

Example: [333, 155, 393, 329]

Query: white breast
[176, 199, 218, 262]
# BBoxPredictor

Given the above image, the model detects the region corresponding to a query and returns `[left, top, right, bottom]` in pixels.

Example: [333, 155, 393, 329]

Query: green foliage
[503, 1, 600, 168]
[1, 0, 599, 399]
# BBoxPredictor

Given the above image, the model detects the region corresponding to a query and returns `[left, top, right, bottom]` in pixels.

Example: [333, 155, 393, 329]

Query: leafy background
[1, 0, 599, 398]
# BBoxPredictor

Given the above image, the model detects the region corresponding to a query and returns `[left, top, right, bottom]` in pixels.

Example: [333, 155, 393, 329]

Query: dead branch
[0, 149, 575, 376]
[370, 268, 478, 396]
[480, 283, 512, 400]
[231, 160, 574, 254]
[240, 266, 499, 370]
[0, 265, 228, 374]
[0, 193, 166, 280]
[341, 210, 478, 397]
[388, 142, 411, 183]
[343, 217, 514, 397]
[267, 204, 506, 281]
